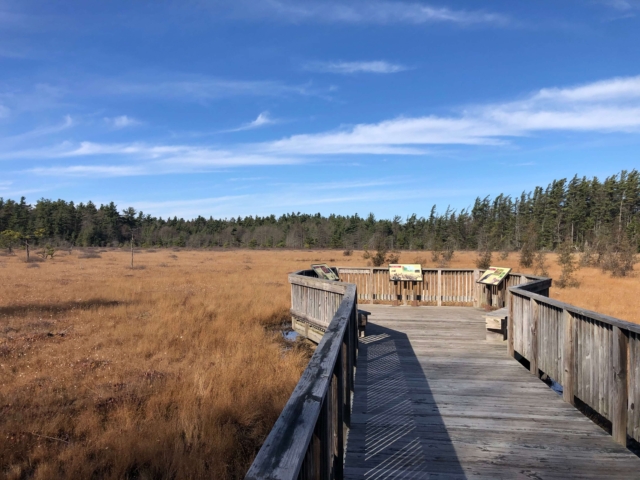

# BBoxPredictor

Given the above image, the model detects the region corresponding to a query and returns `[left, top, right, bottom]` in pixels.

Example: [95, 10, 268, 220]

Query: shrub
[343, 249, 353, 256]
[386, 252, 400, 264]
[519, 222, 537, 268]
[79, 252, 102, 259]
[598, 234, 637, 277]
[533, 251, 549, 277]
[476, 250, 492, 270]
[556, 240, 579, 288]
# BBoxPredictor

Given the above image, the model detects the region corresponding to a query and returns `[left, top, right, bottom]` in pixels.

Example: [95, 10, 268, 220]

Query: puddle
[282, 330, 299, 341]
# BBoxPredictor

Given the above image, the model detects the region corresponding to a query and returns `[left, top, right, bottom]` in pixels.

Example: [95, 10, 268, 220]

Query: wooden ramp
[344, 306, 640, 479]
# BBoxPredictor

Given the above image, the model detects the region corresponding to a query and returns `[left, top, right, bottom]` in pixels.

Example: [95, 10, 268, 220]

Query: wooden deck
[344, 306, 640, 479]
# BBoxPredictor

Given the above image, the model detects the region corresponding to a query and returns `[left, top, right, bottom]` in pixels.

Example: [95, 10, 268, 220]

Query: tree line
[1, 170, 639, 253]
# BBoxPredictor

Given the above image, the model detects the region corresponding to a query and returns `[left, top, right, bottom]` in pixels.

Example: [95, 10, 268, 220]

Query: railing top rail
[336, 266, 480, 272]
[510, 279, 640, 335]
[246, 276, 357, 479]
[289, 269, 351, 294]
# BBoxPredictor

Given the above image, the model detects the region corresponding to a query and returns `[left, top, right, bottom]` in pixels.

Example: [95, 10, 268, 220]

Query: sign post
[476, 266, 512, 308]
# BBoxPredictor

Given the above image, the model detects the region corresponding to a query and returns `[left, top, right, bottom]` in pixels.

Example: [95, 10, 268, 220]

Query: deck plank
[344, 306, 640, 479]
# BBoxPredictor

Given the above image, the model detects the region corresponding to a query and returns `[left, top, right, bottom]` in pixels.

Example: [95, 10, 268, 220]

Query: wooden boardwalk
[344, 306, 640, 479]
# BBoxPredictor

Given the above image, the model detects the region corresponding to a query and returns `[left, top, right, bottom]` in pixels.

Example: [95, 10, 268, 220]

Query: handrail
[245, 270, 358, 480]
[509, 276, 640, 446]
[247, 266, 640, 478]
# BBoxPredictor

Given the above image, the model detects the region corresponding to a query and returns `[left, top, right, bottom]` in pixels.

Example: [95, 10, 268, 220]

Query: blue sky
[1, 0, 640, 219]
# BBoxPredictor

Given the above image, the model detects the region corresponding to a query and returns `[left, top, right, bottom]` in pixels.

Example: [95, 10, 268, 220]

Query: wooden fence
[336, 267, 545, 308]
[509, 277, 640, 446]
[245, 270, 358, 480]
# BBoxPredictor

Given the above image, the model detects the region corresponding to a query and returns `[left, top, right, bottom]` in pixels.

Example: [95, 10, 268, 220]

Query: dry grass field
[0, 248, 638, 480]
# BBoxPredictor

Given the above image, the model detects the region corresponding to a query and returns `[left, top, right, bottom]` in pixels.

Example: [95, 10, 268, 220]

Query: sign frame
[389, 264, 423, 282]
[311, 263, 339, 281]
[476, 266, 512, 286]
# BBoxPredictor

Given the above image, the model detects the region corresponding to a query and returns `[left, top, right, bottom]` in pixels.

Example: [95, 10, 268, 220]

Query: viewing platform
[246, 268, 640, 480]
[345, 305, 639, 479]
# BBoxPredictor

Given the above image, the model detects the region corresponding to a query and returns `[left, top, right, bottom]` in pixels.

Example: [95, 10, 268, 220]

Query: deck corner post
[507, 290, 515, 357]
[612, 325, 629, 446]
[530, 298, 540, 377]
[562, 309, 575, 406]
[437, 269, 442, 307]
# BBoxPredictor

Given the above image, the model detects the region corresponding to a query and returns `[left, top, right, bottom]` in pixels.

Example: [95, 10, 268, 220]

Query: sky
[1, 0, 640, 220]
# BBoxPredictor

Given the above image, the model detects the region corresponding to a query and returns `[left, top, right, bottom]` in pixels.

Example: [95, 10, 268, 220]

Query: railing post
[530, 299, 539, 377]
[612, 326, 629, 446]
[437, 269, 442, 307]
[369, 267, 374, 305]
[473, 269, 480, 307]
[563, 309, 575, 406]
[507, 291, 514, 357]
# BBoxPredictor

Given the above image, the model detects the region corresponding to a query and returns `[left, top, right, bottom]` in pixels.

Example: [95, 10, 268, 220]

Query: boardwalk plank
[343, 306, 640, 479]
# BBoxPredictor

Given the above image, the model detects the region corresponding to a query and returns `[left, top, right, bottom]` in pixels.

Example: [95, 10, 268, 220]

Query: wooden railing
[245, 270, 358, 480]
[508, 277, 640, 446]
[336, 267, 544, 308]
[247, 266, 639, 479]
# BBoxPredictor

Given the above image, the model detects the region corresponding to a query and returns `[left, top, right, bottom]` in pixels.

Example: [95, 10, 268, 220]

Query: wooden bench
[484, 307, 507, 342]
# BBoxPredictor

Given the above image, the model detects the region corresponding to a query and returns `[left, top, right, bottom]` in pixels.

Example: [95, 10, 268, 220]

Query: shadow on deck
[344, 306, 640, 480]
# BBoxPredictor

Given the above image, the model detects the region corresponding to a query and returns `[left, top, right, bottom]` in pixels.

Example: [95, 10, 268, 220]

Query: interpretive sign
[389, 264, 423, 282]
[477, 266, 511, 285]
[312, 264, 339, 281]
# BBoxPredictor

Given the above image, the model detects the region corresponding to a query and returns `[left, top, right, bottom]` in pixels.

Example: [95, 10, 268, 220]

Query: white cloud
[230, 1, 510, 26]
[225, 112, 277, 132]
[262, 75, 640, 155]
[11, 75, 640, 178]
[303, 60, 408, 74]
[22, 141, 303, 177]
[100, 77, 322, 101]
[599, 0, 637, 11]
[104, 115, 141, 129]
[123, 180, 475, 219]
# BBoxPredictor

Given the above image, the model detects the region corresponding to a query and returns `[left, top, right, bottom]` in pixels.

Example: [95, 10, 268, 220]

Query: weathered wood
[508, 291, 515, 357]
[344, 306, 640, 479]
[530, 299, 539, 377]
[247, 273, 357, 480]
[437, 269, 442, 307]
[289, 273, 348, 295]
[612, 326, 629, 446]
[563, 309, 575, 406]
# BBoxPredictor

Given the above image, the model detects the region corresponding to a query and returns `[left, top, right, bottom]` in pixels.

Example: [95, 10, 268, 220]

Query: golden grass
[1, 248, 638, 479]
[0, 249, 323, 479]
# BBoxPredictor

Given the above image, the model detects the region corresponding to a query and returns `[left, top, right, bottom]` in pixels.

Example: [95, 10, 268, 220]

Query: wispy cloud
[98, 77, 324, 102]
[124, 179, 476, 218]
[598, 0, 639, 11]
[224, 112, 277, 132]
[0, 104, 9, 118]
[20, 141, 303, 177]
[0, 115, 73, 145]
[303, 60, 408, 74]
[261, 75, 640, 155]
[228, 1, 510, 26]
[104, 115, 141, 129]
[10, 75, 640, 178]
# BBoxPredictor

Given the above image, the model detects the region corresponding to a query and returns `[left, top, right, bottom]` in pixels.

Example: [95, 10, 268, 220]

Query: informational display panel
[389, 264, 423, 282]
[477, 266, 512, 285]
[311, 263, 339, 281]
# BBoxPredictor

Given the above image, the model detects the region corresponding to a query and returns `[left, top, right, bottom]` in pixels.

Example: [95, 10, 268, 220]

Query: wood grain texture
[343, 305, 640, 479]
